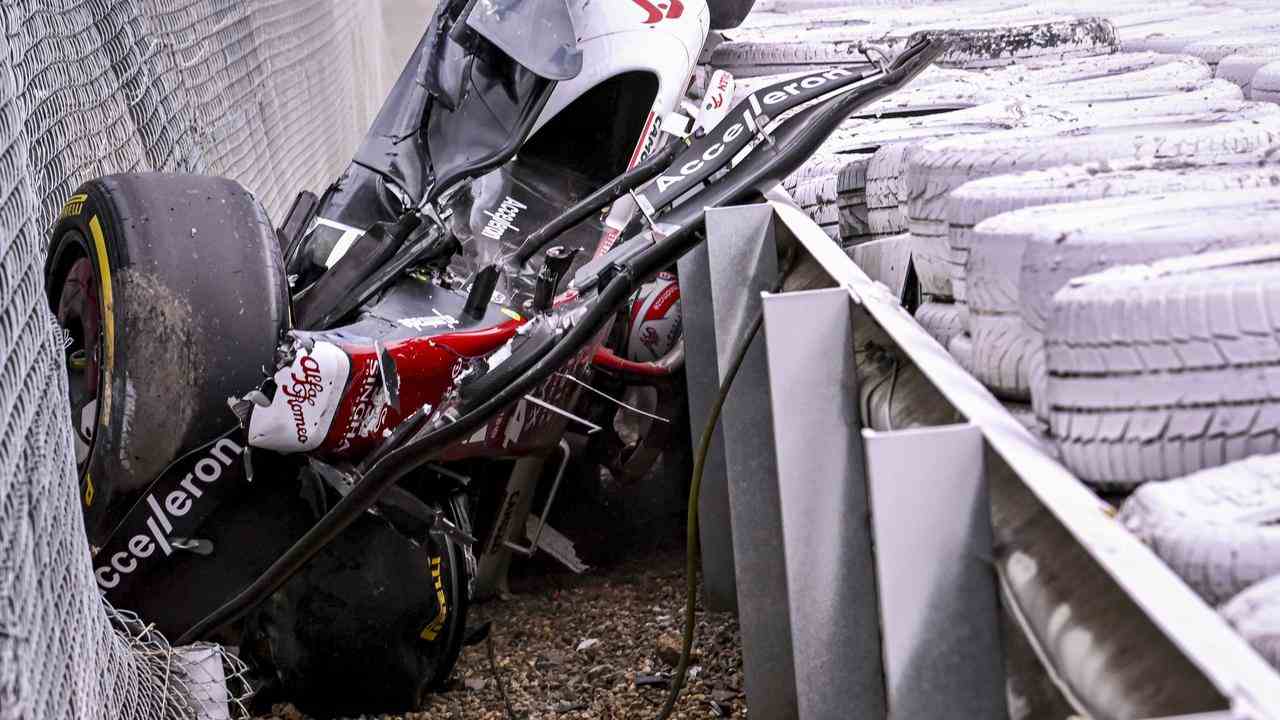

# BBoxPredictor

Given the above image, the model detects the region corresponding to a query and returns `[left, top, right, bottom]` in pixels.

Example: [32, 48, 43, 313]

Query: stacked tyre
[723, 0, 1280, 674]
[721, 0, 1280, 678]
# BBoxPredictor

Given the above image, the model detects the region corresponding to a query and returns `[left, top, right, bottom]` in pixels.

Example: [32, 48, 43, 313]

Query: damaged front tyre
[45, 173, 289, 545]
[242, 499, 470, 718]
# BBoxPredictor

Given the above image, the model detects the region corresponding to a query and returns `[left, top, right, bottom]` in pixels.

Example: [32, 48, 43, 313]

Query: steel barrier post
[863, 423, 1006, 718]
[761, 287, 886, 719]
[683, 204, 796, 712]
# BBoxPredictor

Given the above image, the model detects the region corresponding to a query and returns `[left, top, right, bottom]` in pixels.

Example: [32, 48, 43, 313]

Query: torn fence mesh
[0, 1, 383, 717]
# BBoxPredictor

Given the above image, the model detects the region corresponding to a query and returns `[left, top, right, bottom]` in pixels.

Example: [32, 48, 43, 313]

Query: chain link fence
[0, 1, 385, 717]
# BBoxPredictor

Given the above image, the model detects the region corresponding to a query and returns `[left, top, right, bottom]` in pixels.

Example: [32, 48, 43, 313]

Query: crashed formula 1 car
[45, 0, 944, 712]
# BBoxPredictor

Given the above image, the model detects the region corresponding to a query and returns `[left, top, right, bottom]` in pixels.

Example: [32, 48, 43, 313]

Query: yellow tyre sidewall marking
[420, 555, 449, 641]
[88, 215, 114, 427]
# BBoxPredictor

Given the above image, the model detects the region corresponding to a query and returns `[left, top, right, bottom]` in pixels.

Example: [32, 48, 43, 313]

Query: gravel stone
[255, 549, 746, 719]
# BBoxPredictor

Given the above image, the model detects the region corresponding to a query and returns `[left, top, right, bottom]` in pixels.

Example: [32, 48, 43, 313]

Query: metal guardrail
[682, 198, 1280, 719]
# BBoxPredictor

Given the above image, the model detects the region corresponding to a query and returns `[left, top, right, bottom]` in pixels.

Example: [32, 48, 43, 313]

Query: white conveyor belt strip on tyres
[768, 198, 1280, 719]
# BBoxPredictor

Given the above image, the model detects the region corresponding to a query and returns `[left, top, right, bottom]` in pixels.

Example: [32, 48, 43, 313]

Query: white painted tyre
[713, 17, 1118, 76]
[866, 142, 913, 218]
[1254, 61, 1280, 104]
[948, 157, 1280, 415]
[790, 157, 873, 244]
[919, 17, 1119, 70]
[981, 51, 1183, 85]
[1118, 453, 1280, 606]
[948, 332, 973, 374]
[791, 172, 841, 241]
[1217, 52, 1280, 98]
[1028, 56, 1216, 104]
[1119, 15, 1280, 55]
[785, 153, 861, 188]
[848, 101, 1048, 243]
[835, 157, 873, 245]
[1046, 238, 1280, 487]
[965, 223, 1037, 400]
[914, 301, 964, 349]
[1182, 37, 1280, 69]
[905, 105, 1280, 299]
[1220, 574, 1280, 670]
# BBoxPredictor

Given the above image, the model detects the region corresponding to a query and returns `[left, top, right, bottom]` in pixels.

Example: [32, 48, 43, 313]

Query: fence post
[761, 287, 886, 719]
[862, 423, 1006, 718]
[683, 204, 798, 714]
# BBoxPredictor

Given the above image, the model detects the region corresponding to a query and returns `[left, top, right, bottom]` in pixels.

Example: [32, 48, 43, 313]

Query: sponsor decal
[398, 312, 460, 332]
[282, 356, 324, 444]
[627, 111, 662, 169]
[633, 0, 682, 24]
[95, 435, 245, 590]
[480, 196, 528, 240]
[248, 341, 351, 453]
[628, 275, 682, 361]
[641, 326, 661, 351]
[335, 358, 395, 452]
[651, 67, 856, 195]
[60, 193, 87, 218]
[696, 70, 735, 135]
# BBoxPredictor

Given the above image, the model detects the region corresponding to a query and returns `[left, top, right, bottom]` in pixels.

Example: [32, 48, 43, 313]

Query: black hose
[176, 37, 946, 646]
[656, 309, 762, 720]
[509, 139, 684, 266]
[176, 272, 636, 644]
[657, 246, 794, 719]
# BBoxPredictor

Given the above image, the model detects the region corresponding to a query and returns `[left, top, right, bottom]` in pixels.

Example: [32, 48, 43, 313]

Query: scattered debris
[655, 632, 684, 667]
[575, 638, 600, 653]
[541, 649, 570, 666]
[712, 688, 739, 704]
[464, 677, 487, 692]
[635, 672, 670, 688]
[526, 515, 589, 573]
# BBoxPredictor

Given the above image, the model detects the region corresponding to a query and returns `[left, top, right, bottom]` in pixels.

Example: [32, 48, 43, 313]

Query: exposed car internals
[43, 0, 946, 713]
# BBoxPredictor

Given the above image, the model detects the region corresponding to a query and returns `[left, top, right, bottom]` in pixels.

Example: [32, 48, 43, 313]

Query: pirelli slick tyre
[244, 504, 470, 717]
[1045, 241, 1280, 487]
[44, 173, 289, 543]
[1118, 453, 1280, 606]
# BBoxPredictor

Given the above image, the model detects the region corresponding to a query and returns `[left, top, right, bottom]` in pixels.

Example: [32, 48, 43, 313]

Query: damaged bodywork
[46, 0, 946, 712]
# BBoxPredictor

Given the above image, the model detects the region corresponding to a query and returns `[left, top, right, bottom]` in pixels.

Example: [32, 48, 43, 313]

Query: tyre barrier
[732, 0, 1280, 692]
